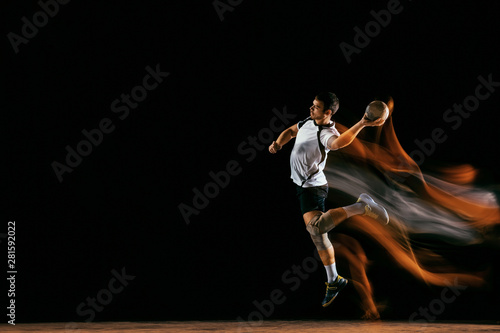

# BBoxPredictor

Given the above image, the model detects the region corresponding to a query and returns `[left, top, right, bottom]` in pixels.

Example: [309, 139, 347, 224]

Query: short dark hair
[315, 92, 339, 116]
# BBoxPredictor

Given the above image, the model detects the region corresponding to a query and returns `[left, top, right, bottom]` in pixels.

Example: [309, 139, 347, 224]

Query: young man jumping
[269, 92, 390, 307]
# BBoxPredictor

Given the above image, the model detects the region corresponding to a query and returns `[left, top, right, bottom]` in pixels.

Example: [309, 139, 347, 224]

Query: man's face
[310, 98, 330, 120]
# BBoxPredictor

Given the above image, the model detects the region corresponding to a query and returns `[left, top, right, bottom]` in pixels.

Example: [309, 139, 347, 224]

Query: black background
[4, 0, 500, 324]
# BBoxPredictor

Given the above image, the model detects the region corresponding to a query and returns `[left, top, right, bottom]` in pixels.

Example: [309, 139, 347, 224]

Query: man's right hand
[269, 141, 282, 154]
[361, 116, 386, 127]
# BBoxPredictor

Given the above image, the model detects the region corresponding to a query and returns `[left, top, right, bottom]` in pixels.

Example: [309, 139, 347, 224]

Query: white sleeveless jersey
[290, 117, 340, 187]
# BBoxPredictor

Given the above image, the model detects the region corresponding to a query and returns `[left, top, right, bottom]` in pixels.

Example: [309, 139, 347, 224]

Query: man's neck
[314, 117, 332, 126]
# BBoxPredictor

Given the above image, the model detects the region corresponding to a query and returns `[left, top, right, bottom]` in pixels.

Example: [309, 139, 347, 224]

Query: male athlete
[269, 92, 389, 307]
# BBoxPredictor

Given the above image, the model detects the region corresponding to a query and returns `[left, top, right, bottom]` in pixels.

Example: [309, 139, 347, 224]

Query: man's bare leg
[304, 207, 355, 307]
[302, 196, 388, 307]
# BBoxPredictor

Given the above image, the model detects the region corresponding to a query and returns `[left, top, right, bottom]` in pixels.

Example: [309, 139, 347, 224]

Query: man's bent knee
[306, 212, 334, 251]
[306, 211, 335, 235]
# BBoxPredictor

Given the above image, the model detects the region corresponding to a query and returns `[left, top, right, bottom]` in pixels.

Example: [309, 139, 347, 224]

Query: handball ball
[364, 100, 389, 121]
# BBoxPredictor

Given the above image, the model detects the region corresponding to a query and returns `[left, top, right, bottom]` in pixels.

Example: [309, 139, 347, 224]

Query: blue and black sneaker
[322, 275, 348, 307]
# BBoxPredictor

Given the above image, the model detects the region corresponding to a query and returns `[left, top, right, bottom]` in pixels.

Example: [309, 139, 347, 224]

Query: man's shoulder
[325, 122, 340, 135]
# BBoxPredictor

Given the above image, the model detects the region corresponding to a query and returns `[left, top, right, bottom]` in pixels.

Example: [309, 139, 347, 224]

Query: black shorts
[296, 185, 328, 215]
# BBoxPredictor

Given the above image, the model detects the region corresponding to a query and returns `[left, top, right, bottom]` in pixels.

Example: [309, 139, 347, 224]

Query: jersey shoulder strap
[297, 117, 312, 129]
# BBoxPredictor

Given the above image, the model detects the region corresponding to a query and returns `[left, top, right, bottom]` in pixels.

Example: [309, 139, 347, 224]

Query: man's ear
[325, 109, 333, 117]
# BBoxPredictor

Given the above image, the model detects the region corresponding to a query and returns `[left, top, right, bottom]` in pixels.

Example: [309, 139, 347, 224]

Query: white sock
[342, 202, 365, 218]
[324, 263, 338, 283]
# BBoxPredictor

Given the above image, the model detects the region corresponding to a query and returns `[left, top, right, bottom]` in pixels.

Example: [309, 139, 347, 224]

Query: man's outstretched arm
[328, 116, 385, 151]
[269, 123, 299, 154]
